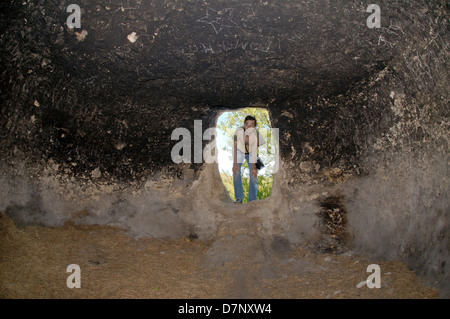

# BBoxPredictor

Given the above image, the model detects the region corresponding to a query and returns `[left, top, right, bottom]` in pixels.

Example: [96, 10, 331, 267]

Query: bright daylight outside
[216, 108, 277, 203]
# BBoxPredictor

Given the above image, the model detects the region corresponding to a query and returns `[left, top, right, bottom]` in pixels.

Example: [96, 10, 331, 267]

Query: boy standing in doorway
[232, 115, 265, 203]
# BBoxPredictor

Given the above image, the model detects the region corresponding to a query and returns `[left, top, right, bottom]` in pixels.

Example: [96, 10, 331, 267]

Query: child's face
[244, 120, 256, 129]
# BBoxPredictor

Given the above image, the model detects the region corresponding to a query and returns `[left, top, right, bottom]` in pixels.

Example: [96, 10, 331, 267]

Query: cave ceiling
[1, 0, 394, 107]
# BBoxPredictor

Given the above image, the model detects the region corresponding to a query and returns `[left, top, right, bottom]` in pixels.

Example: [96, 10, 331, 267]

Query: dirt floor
[0, 212, 440, 299]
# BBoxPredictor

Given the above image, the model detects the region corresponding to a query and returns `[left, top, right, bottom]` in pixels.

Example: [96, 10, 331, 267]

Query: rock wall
[0, 0, 448, 295]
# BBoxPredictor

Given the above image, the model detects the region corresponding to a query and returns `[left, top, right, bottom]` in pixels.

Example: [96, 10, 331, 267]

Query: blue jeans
[233, 152, 258, 202]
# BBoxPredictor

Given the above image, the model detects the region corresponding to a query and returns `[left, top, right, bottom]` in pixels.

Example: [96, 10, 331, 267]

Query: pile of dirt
[0, 212, 440, 299]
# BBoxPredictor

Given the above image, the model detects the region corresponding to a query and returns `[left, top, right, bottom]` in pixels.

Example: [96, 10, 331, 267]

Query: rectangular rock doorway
[216, 108, 277, 203]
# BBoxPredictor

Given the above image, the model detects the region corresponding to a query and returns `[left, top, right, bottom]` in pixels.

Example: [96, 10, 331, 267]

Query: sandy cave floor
[0, 212, 440, 299]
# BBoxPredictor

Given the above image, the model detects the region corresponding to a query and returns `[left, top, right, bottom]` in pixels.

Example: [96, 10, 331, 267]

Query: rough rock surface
[0, 1, 448, 295]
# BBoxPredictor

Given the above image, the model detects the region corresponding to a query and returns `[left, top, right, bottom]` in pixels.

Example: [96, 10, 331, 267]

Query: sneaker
[234, 200, 243, 204]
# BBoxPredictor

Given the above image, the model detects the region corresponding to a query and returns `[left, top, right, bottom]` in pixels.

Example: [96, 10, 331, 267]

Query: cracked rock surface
[0, 0, 448, 296]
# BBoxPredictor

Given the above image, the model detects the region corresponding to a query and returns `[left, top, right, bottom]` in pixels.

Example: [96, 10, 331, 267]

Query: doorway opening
[216, 107, 277, 203]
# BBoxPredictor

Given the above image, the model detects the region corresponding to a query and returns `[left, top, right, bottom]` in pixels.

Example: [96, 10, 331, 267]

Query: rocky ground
[0, 212, 439, 299]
